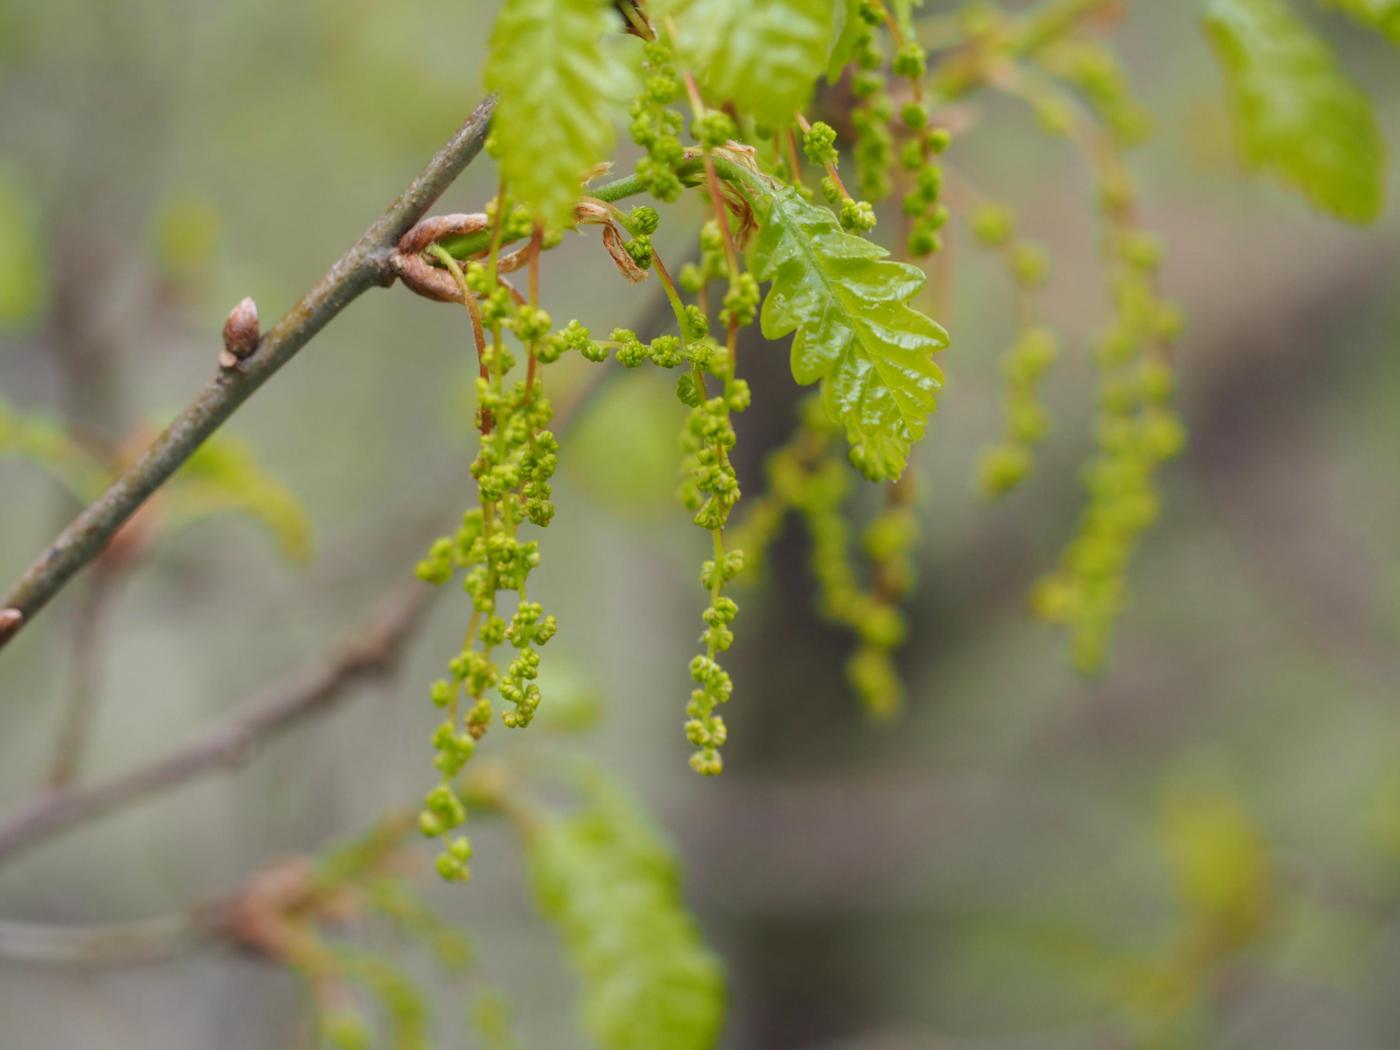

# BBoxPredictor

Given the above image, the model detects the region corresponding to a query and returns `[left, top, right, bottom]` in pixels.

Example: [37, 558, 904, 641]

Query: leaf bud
[221, 296, 259, 366]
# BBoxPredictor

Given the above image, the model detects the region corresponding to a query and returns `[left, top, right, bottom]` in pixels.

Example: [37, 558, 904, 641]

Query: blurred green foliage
[0, 168, 47, 333]
[1207, 0, 1386, 223]
[528, 774, 726, 1050]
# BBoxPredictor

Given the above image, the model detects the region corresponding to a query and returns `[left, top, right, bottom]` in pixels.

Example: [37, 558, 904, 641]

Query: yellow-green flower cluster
[968, 201, 1059, 497]
[629, 40, 686, 202]
[835, 1, 950, 256]
[277, 820, 481, 1048]
[848, 4, 896, 203]
[415, 228, 566, 881]
[678, 219, 729, 301]
[738, 399, 916, 717]
[325, 948, 429, 1050]
[677, 351, 748, 774]
[853, 480, 919, 717]
[1032, 177, 1184, 673]
[802, 120, 878, 233]
[890, 45, 950, 257]
[1040, 37, 1153, 148]
[674, 207, 757, 773]
[978, 326, 1059, 496]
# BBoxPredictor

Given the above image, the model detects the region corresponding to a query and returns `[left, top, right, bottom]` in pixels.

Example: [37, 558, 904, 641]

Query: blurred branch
[0, 579, 433, 866]
[0, 95, 497, 652]
[0, 812, 417, 965]
[42, 236, 134, 789]
[0, 337, 626, 867]
[45, 563, 120, 789]
[0, 910, 214, 966]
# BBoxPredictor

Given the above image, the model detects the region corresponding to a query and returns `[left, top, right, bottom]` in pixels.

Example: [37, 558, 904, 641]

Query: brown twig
[0, 909, 216, 965]
[0, 95, 497, 652]
[0, 811, 418, 966]
[0, 580, 433, 865]
[0, 320, 630, 868]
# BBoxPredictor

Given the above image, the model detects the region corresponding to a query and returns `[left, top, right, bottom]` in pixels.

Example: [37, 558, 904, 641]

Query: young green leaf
[0, 168, 48, 333]
[724, 166, 947, 481]
[827, 0, 866, 81]
[1205, 0, 1387, 223]
[485, 0, 631, 230]
[1319, 0, 1400, 44]
[672, 0, 835, 125]
[528, 776, 726, 1050]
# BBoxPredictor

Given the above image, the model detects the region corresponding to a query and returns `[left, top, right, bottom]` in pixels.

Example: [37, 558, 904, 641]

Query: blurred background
[2, 1, 1400, 1047]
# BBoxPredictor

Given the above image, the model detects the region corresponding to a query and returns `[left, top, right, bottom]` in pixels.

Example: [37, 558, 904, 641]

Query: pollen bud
[0, 607, 21, 643]
[221, 296, 260, 367]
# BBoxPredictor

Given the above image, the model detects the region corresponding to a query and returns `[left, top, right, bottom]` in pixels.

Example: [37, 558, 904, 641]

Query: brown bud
[222, 297, 260, 361]
[0, 608, 22, 644]
[573, 199, 612, 227]
[602, 224, 648, 283]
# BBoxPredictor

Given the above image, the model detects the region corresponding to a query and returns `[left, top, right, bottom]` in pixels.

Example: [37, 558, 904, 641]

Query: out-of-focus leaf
[470, 988, 523, 1050]
[152, 196, 220, 281]
[532, 660, 606, 734]
[1160, 787, 1274, 949]
[0, 168, 48, 333]
[1205, 0, 1386, 223]
[528, 774, 726, 1050]
[1319, 0, 1400, 43]
[891, 0, 923, 35]
[673, 0, 835, 124]
[732, 165, 947, 481]
[1365, 768, 1400, 859]
[0, 396, 109, 500]
[826, 0, 864, 81]
[565, 371, 682, 517]
[1040, 38, 1154, 146]
[165, 435, 312, 562]
[485, 0, 632, 231]
[944, 910, 1136, 1019]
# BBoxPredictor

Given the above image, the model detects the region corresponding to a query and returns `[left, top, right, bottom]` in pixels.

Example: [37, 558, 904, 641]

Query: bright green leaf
[1319, 0, 1400, 43]
[1205, 0, 1387, 223]
[674, 0, 836, 124]
[528, 775, 726, 1050]
[485, 0, 631, 230]
[723, 163, 947, 481]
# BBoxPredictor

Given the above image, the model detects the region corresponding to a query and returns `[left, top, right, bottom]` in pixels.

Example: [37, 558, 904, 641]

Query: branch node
[391, 249, 466, 303]
[397, 213, 489, 256]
